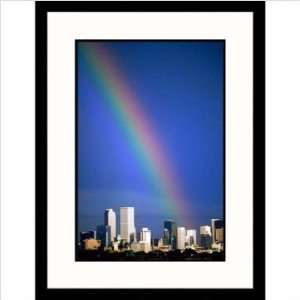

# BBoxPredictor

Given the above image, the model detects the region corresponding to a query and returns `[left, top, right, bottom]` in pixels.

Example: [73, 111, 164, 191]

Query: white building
[200, 225, 212, 249]
[177, 227, 186, 250]
[120, 207, 135, 243]
[140, 227, 151, 244]
[104, 208, 116, 242]
[186, 229, 197, 246]
[200, 225, 212, 236]
[131, 241, 151, 253]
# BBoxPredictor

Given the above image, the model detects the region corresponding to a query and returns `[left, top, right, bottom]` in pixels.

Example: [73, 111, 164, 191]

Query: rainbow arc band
[79, 42, 191, 225]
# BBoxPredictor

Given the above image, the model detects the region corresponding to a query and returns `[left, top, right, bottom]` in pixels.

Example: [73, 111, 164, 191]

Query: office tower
[96, 225, 111, 248]
[104, 208, 116, 242]
[200, 225, 211, 236]
[163, 228, 170, 245]
[139, 228, 152, 253]
[96, 225, 103, 240]
[215, 228, 224, 243]
[130, 228, 152, 253]
[120, 207, 135, 243]
[199, 225, 212, 249]
[186, 229, 197, 246]
[177, 227, 186, 250]
[133, 227, 137, 242]
[211, 224, 224, 251]
[164, 220, 177, 249]
[211, 219, 224, 244]
[140, 227, 151, 244]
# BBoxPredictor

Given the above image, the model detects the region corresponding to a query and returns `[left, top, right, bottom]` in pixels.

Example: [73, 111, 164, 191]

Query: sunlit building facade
[186, 229, 197, 246]
[140, 227, 151, 244]
[211, 219, 224, 244]
[177, 227, 186, 250]
[104, 208, 116, 242]
[120, 207, 135, 243]
[200, 225, 212, 249]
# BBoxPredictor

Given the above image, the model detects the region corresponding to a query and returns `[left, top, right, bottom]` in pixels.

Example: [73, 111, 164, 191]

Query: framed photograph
[36, 1, 265, 299]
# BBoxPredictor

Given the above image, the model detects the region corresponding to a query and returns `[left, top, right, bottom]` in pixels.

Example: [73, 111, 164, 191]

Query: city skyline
[78, 205, 224, 260]
[78, 206, 224, 238]
[80, 206, 223, 240]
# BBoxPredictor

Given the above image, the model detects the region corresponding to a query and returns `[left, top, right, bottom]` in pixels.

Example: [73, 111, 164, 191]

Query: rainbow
[79, 43, 190, 225]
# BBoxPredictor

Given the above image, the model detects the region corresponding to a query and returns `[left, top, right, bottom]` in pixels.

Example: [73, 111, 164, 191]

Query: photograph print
[76, 40, 225, 261]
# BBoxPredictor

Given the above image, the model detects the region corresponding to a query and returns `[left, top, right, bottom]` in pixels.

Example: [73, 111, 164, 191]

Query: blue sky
[77, 41, 224, 238]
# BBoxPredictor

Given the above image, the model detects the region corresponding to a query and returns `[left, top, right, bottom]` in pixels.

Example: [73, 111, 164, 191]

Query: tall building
[211, 219, 224, 244]
[96, 225, 111, 248]
[186, 229, 197, 246]
[200, 225, 211, 236]
[140, 227, 151, 244]
[163, 228, 170, 245]
[200, 225, 212, 249]
[164, 220, 177, 249]
[104, 208, 116, 242]
[215, 228, 224, 243]
[120, 207, 135, 243]
[177, 227, 186, 250]
[134, 227, 152, 253]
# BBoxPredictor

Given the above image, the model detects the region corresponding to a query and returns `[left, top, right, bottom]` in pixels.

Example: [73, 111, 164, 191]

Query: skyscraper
[186, 229, 197, 246]
[139, 227, 152, 253]
[164, 220, 177, 249]
[200, 225, 212, 249]
[140, 227, 151, 244]
[163, 228, 170, 245]
[104, 208, 116, 242]
[177, 227, 186, 250]
[200, 225, 212, 236]
[120, 207, 135, 243]
[96, 225, 111, 248]
[215, 228, 224, 243]
[211, 219, 224, 244]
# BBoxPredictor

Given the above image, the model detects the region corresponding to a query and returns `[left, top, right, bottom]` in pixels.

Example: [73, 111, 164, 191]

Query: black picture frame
[36, 1, 265, 299]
